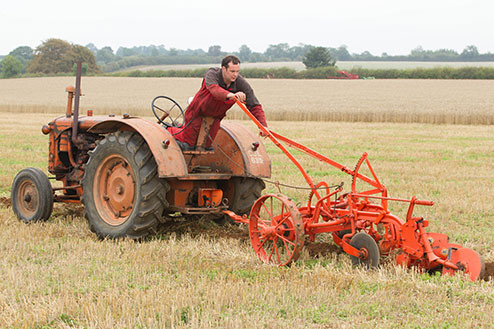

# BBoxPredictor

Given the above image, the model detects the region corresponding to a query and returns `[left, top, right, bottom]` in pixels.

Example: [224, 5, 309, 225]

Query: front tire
[82, 131, 169, 239]
[11, 167, 53, 223]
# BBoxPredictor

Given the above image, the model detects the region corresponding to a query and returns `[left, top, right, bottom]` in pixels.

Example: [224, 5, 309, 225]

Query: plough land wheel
[249, 194, 304, 266]
[350, 232, 380, 269]
[442, 248, 485, 281]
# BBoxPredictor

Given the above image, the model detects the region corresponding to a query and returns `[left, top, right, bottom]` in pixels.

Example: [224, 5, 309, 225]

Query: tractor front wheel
[82, 131, 169, 240]
[11, 167, 53, 223]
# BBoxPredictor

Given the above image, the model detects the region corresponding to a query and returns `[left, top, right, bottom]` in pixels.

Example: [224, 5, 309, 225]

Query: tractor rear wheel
[82, 131, 169, 240]
[212, 177, 265, 225]
[11, 167, 53, 223]
[229, 177, 265, 215]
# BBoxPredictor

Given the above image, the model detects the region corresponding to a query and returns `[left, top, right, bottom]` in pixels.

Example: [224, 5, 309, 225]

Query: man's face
[222, 62, 240, 85]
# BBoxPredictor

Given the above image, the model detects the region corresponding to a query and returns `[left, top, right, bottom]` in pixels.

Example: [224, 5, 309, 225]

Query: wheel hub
[17, 180, 38, 217]
[95, 155, 136, 226]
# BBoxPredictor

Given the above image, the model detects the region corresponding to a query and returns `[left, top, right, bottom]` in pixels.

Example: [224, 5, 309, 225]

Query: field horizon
[117, 60, 494, 73]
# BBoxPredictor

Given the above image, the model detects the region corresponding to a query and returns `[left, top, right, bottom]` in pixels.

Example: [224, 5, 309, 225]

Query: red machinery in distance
[225, 99, 485, 281]
[328, 70, 360, 79]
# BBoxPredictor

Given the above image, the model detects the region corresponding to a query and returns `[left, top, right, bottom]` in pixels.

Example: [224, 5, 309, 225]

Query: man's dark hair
[221, 55, 241, 68]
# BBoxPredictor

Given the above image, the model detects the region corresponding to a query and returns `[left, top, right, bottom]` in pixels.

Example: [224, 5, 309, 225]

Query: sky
[1, 0, 493, 56]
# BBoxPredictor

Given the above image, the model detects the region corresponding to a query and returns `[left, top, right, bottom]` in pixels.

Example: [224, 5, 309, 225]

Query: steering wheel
[151, 96, 185, 128]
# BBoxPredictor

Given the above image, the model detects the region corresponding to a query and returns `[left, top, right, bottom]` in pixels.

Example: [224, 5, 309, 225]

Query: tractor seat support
[181, 116, 215, 155]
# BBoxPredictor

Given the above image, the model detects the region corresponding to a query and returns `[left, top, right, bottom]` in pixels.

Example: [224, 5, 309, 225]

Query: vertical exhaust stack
[72, 62, 82, 144]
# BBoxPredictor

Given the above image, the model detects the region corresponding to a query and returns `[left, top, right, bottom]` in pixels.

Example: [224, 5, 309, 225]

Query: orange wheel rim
[94, 154, 136, 226]
[16, 180, 38, 218]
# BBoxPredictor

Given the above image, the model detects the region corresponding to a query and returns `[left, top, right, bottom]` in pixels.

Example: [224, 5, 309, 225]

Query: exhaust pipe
[72, 62, 82, 144]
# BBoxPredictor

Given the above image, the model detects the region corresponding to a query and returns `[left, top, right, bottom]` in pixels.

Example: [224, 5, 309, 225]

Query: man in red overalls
[171, 55, 268, 151]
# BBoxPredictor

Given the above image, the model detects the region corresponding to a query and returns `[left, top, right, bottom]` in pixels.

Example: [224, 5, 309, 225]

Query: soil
[304, 241, 343, 257]
[0, 197, 11, 207]
[482, 262, 494, 281]
[157, 215, 250, 242]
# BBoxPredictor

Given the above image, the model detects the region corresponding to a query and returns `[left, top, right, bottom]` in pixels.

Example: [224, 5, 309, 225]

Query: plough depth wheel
[249, 194, 304, 266]
[350, 232, 380, 269]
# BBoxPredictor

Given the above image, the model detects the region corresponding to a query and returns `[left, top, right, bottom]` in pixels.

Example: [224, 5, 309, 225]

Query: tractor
[11, 63, 269, 239]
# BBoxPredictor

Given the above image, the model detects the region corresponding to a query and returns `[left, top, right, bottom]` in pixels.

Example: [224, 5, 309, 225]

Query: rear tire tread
[82, 131, 169, 240]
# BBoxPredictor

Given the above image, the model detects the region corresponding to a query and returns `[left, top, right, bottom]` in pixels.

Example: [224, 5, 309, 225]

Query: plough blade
[442, 248, 485, 281]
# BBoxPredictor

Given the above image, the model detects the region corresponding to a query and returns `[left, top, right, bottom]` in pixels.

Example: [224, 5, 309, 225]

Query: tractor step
[168, 205, 227, 214]
[182, 150, 215, 155]
[176, 174, 232, 180]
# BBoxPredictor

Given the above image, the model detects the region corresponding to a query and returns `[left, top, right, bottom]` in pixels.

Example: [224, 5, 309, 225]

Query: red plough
[327, 70, 359, 79]
[225, 99, 485, 281]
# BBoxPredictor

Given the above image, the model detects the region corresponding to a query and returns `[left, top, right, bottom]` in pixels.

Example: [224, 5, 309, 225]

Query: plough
[225, 99, 485, 281]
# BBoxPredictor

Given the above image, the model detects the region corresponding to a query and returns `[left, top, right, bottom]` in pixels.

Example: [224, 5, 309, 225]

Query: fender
[87, 117, 188, 177]
[220, 121, 271, 178]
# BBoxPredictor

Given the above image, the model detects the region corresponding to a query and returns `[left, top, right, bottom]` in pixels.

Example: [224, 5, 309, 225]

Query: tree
[238, 45, 252, 61]
[208, 45, 223, 57]
[85, 43, 98, 54]
[333, 45, 352, 61]
[8, 46, 34, 66]
[27, 39, 73, 73]
[27, 38, 100, 74]
[116, 47, 138, 57]
[287, 44, 313, 61]
[1, 55, 24, 78]
[302, 47, 335, 69]
[265, 43, 290, 60]
[66, 45, 100, 73]
[461, 45, 479, 59]
[96, 47, 116, 64]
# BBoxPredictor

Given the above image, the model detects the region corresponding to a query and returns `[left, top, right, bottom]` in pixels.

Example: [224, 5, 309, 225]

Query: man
[172, 55, 268, 151]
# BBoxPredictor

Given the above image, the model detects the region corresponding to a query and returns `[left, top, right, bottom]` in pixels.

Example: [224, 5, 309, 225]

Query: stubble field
[0, 77, 494, 328]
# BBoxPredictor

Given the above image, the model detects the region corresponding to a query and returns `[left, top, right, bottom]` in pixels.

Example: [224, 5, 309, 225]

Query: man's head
[221, 55, 241, 85]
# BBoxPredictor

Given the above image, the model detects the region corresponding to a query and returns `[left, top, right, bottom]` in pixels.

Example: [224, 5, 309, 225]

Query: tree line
[1, 38, 494, 78]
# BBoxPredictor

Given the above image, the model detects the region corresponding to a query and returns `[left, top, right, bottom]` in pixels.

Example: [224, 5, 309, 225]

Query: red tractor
[11, 64, 270, 239]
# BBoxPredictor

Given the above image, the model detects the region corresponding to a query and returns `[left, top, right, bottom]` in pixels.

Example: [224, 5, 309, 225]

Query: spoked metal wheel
[249, 194, 304, 266]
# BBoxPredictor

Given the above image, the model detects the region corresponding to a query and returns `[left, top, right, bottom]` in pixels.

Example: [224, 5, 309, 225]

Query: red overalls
[169, 69, 267, 148]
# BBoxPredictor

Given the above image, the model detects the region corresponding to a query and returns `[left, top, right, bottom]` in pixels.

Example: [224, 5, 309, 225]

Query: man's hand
[227, 91, 246, 102]
[259, 129, 268, 137]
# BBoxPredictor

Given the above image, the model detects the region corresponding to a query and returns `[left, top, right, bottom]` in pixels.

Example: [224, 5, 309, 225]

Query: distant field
[124, 61, 494, 72]
[1, 77, 493, 125]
